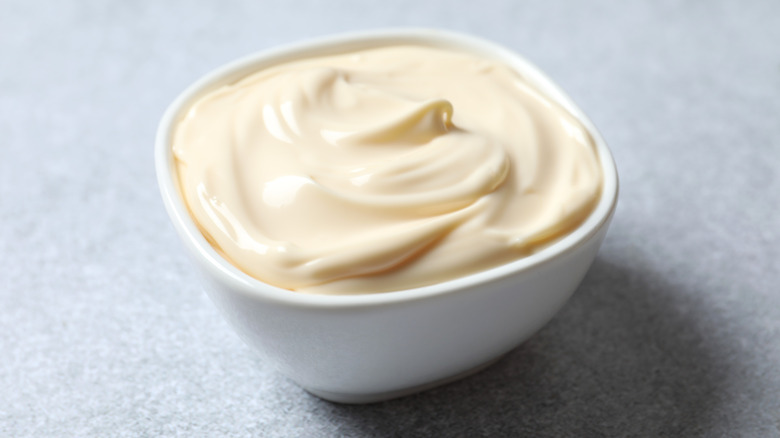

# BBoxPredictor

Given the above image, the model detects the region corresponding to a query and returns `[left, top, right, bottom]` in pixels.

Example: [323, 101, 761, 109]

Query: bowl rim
[155, 27, 619, 308]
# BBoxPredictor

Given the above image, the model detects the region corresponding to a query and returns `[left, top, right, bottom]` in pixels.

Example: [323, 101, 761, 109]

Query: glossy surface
[172, 45, 602, 294]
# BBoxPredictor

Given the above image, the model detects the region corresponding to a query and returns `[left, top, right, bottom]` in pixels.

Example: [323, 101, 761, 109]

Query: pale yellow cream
[173, 45, 602, 294]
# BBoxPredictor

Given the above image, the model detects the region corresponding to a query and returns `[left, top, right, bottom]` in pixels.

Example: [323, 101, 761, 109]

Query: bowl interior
[155, 28, 618, 307]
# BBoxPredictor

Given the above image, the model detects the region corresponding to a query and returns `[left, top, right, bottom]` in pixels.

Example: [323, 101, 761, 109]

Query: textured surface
[2, 1, 779, 436]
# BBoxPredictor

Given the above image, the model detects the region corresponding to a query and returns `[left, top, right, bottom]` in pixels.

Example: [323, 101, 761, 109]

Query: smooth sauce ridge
[173, 45, 602, 294]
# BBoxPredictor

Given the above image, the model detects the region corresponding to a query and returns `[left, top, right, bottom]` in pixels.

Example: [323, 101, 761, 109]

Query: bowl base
[303, 355, 505, 404]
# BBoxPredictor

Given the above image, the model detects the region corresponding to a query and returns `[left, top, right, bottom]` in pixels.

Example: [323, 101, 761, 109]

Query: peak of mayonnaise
[172, 45, 602, 294]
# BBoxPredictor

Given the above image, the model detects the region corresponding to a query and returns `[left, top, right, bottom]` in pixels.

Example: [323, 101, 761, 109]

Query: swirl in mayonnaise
[173, 45, 602, 294]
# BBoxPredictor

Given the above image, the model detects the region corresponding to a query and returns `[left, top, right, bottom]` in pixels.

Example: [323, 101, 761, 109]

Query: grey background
[2, 0, 779, 436]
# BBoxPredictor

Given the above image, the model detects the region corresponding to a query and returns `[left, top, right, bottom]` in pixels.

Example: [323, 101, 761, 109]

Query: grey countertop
[2, 1, 779, 436]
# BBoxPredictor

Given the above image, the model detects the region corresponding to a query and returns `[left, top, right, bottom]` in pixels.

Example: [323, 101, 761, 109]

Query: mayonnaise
[172, 45, 602, 294]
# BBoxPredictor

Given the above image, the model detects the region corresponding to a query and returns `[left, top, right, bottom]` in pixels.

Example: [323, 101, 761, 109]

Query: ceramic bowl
[155, 28, 618, 404]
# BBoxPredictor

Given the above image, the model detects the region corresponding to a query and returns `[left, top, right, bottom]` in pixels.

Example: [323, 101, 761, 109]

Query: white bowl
[155, 28, 618, 404]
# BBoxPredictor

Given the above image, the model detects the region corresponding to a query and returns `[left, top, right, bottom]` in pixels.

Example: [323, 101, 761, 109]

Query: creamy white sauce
[173, 45, 602, 294]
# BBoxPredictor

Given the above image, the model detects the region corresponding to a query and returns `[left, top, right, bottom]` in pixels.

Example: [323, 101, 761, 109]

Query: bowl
[155, 28, 618, 404]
